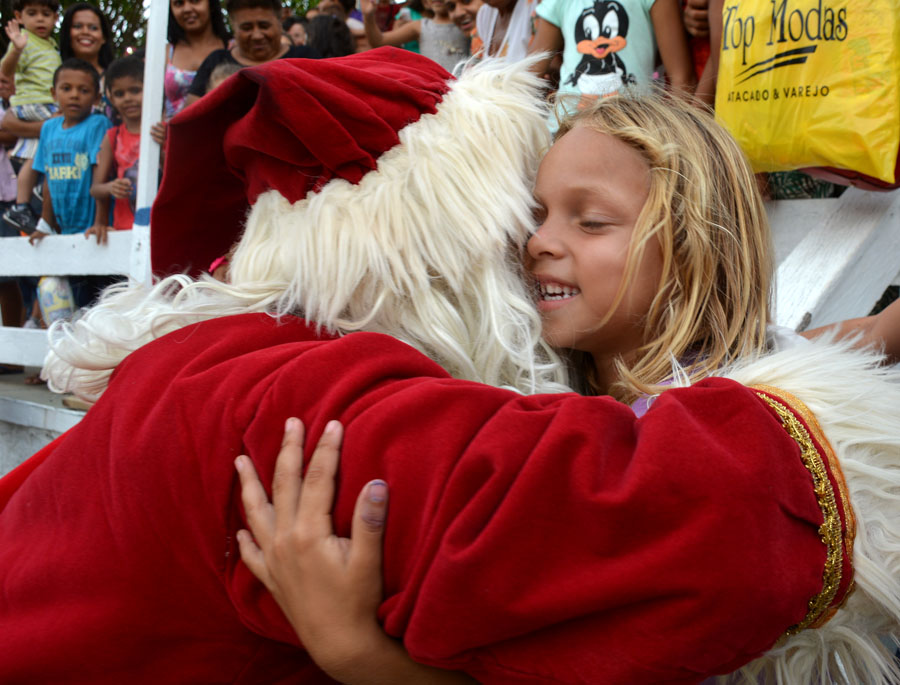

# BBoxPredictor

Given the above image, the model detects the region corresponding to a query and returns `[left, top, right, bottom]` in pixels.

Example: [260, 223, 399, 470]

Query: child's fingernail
[285, 417, 299, 431]
[325, 419, 341, 435]
[367, 479, 387, 504]
[362, 480, 388, 528]
[234, 455, 244, 471]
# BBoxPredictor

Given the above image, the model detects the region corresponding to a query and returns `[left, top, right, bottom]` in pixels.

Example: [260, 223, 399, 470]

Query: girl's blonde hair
[555, 93, 773, 402]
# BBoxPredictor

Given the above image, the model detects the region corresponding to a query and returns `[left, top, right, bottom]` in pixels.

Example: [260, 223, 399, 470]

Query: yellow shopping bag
[715, 0, 900, 184]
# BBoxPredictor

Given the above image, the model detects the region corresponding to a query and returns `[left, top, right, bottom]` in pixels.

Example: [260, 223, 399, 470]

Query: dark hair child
[90, 55, 144, 241]
[31, 59, 111, 306]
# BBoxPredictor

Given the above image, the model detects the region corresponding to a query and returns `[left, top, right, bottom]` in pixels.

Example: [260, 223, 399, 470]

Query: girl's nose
[526, 220, 564, 260]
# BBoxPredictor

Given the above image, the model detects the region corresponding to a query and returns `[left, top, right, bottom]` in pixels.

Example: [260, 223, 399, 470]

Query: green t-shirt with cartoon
[537, 0, 657, 99]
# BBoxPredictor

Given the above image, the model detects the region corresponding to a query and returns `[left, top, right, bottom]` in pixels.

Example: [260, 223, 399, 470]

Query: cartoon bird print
[566, 1, 634, 93]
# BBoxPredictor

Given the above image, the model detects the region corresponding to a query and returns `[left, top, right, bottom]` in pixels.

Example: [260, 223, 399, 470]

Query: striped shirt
[7, 29, 60, 106]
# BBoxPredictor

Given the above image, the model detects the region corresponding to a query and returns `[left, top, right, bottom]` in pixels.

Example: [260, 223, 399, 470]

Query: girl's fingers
[271, 417, 305, 524]
[348, 479, 388, 579]
[235, 528, 271, 587]
[235, 454, 275, 548]
[297, 420, 343, 537]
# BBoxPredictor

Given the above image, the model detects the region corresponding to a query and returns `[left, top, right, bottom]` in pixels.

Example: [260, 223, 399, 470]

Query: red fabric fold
[0, 314, 827, 683]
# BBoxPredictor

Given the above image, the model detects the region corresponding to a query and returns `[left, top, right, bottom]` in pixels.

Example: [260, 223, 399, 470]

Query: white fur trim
[716, 337, 900, 684]
[43, 57, 570, 400]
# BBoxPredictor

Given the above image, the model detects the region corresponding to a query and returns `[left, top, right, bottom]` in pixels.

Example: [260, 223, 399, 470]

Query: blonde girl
[531, 93, 772, 406]
[236, 91, 900, 683]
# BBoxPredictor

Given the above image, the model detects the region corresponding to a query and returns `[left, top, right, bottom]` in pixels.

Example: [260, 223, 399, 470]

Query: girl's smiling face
[447, 0, 482, 33]
[69, 9, 105, 60]
[527, 126, 662, 366]
[171, 0, 211, 33]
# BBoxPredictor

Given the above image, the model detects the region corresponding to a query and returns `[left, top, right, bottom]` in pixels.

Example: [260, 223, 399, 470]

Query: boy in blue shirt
[29, 58, 110, 306]
[30, 58, 108, 240]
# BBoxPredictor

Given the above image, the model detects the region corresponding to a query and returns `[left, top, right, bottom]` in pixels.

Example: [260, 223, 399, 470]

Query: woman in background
[165, 0, 230, 118]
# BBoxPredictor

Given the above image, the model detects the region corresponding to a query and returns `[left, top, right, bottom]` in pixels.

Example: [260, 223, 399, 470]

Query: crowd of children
[0, 1, 158, 386]
[0, 0, 893, 343]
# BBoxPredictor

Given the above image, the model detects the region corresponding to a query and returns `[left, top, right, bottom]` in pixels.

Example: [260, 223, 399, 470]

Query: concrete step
[0, 367, 84, 476]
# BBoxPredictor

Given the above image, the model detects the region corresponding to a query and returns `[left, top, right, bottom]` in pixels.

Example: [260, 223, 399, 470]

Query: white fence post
[132, 0, 169, 287]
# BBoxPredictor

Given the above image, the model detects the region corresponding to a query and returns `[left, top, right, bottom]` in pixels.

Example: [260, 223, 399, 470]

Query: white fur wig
[717, 337, 900, 684]
[42, 56, 570, 400]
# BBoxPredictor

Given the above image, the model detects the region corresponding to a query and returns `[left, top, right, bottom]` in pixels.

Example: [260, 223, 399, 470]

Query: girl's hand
[4, 21, 26, 51]
[27, 229, 48, 245]
[108, 178, 132, 199]
[150, 121, 166, 147]
[683, 0, 710, 37]
[236, 419, 391, 679]
[359, 0, 376, 18]
[235, 420, 474, 684]
[84, 223, 112, 245]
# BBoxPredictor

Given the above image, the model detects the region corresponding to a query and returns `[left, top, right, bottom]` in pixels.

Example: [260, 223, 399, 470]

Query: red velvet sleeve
[229, 335, 824, 684]
[0, 315, 824, 684]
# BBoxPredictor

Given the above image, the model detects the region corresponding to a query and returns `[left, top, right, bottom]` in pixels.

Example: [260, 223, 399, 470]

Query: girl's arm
[683, 0, 710, 37]
[29, 178, 56, 244]
[90, 136, 132, 203]
[528, 17, 564, 80]
[236, 419, 474, 685]
[89, 134, 114, 200]
[150, 121, 167, 166]
[1, 21, 26, 82]
[1, 108, 45, 137]
[650, 0, 697, 96]
[801, 298, 900, 364]
[85, 187, 111, 245]
[361, 0, 420, 48]
[0, 122, 17, 147]
[86, 138, 114, 244]
[696, 0, 723, 105]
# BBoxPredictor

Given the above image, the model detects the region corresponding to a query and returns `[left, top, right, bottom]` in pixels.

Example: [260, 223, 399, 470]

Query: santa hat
[143, 48, 561, 393]
[152, 48, 454, 276]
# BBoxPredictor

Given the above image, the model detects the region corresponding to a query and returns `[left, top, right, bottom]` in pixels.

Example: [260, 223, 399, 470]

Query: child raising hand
[360, 0, 469, 73]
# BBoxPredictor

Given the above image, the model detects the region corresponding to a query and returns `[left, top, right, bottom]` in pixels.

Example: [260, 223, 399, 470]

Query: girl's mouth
[538, 282, 581, 301]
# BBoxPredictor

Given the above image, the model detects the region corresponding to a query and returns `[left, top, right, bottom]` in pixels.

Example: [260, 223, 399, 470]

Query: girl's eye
[580, 220, 607, 231]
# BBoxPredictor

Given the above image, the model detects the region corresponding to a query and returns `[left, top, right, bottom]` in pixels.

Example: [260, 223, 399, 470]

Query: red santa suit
[0, 312, 859, 683]
[0, 49, 897, 685]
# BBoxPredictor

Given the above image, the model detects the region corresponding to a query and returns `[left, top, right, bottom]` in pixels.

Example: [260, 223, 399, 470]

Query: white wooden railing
[0, 227, 150, 365]
[769, 187, 900, 332]
[0, 0, 168, 369]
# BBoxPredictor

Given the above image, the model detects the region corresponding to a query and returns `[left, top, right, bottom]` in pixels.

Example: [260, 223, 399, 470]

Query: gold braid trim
[752, 386, 848, 636]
